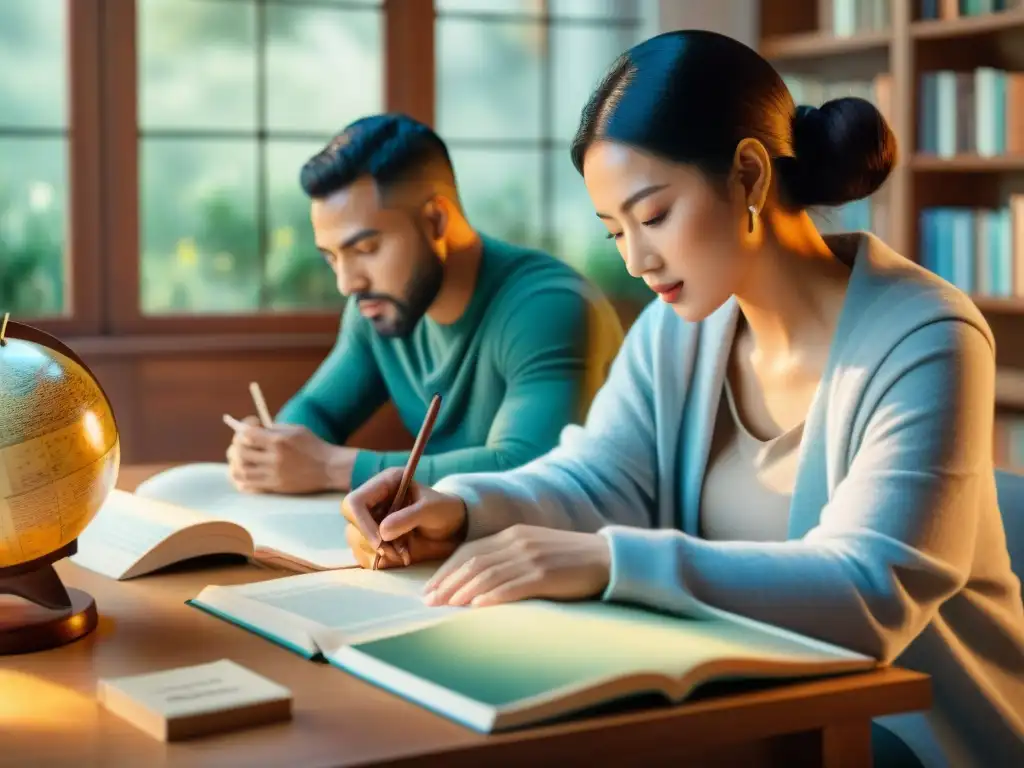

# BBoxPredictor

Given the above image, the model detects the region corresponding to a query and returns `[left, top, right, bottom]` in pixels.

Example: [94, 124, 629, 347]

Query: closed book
[97, 659, 292, 741]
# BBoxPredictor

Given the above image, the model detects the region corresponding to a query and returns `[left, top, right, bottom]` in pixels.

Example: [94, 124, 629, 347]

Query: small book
[188, 567, 877, 733]
[72, 463, 355, 579]
[97, 659, 292, 741]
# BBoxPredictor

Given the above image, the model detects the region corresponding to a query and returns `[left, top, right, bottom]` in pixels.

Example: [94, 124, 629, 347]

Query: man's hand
[225, 416, 356, 494]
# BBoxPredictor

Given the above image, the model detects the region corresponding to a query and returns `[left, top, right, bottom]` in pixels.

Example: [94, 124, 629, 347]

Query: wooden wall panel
[85, 358, 141, 459]
[81, 348, 414, 465]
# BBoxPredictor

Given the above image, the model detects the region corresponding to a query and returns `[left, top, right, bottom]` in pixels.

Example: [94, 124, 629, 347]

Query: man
[227, 113, 624, 494]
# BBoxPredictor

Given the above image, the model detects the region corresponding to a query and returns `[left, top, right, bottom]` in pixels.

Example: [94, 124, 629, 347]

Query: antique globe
[0, 316, 119, 654]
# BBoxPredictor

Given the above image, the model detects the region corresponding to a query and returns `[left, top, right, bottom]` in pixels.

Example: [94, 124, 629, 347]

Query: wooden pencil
[249, 381, 274, 428]
[373, 393, 442, 570]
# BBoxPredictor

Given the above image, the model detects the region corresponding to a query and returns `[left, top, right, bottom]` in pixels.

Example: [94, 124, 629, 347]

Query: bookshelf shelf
[912, 155, 1024, 172]
[761, 30, 890, 61]
[996, 369, 1024, 410]
[972, 296, 1024, 313]
[911, 10, 1024, 41]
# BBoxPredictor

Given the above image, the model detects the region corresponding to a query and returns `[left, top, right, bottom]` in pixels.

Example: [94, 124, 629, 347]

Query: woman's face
[582, 140, 753, 322]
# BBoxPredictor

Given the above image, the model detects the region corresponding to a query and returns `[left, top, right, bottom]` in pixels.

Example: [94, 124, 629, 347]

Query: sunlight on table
[0, 670, 98, 736]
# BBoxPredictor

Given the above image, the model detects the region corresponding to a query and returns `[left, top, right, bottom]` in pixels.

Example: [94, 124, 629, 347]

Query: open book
[72, 463, 355, 580]
[189, 567, 877, 733]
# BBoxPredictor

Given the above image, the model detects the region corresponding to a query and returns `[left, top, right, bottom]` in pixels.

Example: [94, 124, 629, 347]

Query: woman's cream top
[699, 380, 806, 542]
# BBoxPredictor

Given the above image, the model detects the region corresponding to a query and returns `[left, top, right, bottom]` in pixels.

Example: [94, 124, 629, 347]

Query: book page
[72, 489, 228, 579]
[136, 463, 353, 569]
[334, 600, 873, 713]
[194, 566, 459, 652]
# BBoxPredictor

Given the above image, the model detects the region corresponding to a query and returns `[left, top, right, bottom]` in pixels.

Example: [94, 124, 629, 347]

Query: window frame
[105, 0, 433, 336]
[434, 1, 646, 292]
[7, 0, 104, 338]
[28, 0, 433, 339]
[32, 0, 640, 340]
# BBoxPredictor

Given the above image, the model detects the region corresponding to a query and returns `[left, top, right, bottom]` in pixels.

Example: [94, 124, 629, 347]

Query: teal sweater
[277, 234, 624, 489]
[436, 233, 1024, 768]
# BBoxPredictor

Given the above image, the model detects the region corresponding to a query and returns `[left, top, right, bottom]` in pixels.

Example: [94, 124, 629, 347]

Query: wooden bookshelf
[911, 7, 1024, 40]
[911, 154, 1024, 172]
[759, 0, 1024, 407]
[972, 296, 1024, 313]
[761, 29, 890, 61]
[997, 369, 1024, 410]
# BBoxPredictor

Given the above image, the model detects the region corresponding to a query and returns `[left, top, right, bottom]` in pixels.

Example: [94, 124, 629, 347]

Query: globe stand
[0, 540, 97, 655]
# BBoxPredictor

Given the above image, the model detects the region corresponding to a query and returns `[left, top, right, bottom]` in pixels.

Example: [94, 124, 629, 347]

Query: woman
[342, 30, 1024, 768]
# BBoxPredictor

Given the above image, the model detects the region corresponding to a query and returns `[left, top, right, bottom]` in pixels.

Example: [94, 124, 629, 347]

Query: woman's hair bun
[777, 97, 897, 209]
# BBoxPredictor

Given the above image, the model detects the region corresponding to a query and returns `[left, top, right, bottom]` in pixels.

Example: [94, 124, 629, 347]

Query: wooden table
[0, 465, 931, 767]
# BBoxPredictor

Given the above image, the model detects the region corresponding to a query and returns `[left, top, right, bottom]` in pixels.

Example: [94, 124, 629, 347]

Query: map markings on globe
[0, 315, 120, 654]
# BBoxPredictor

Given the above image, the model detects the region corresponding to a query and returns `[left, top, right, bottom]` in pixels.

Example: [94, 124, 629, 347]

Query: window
[435, 0, 657, 301]
[0, 0, 69, 317]
[136, 0, 384, 316]
[4, 0, 651, 335]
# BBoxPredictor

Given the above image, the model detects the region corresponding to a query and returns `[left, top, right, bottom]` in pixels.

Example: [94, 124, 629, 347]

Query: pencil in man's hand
[373, 392, 442, 570]
[249, 381, 274, 428]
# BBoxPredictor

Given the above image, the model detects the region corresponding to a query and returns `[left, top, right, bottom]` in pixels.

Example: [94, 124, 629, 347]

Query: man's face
[311, 175, 443, 337]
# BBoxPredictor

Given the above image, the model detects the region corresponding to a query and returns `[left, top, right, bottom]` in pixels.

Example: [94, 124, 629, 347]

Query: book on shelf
[187, 566, 877, 733]
[820, 0, 891, 37]
[97, 659, 292, 742]
[919, 0, 1023, 21]
[919, 68, 1024, 158]
[71, 462, 355, 580]
[918, 196, 1024, 298]
[995, 414, 1024, 470]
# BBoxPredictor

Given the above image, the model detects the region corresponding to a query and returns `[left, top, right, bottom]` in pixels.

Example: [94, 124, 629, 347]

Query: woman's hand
[342, 467, 468, 569]
[422, 524, 612, 608]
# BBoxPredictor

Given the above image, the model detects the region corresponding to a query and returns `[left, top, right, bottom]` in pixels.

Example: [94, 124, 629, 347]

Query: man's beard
[355, 244, 444, 338]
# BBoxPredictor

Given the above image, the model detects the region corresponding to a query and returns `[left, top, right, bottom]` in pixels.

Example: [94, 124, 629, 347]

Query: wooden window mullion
[100, 0, 142, 335]
[385, 0, 436, 127]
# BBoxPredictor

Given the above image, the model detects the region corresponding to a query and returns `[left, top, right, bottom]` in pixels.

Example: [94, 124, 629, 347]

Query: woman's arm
[433, 304, 662, 539]
[600, 319, 995, 663]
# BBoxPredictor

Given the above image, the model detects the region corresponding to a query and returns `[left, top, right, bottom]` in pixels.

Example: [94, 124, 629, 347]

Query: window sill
[66, 332, 337, 358]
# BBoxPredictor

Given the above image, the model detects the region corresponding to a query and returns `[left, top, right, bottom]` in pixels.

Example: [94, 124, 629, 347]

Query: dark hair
[571, 30, 897, 210]
[300, 113, 456, 200]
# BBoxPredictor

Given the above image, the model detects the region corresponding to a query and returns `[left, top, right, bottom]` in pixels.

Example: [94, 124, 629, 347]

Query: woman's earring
[747, 205, 757, 234]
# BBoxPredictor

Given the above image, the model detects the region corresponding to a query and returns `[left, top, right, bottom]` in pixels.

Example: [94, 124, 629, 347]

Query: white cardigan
[436, 233, 1024, 767]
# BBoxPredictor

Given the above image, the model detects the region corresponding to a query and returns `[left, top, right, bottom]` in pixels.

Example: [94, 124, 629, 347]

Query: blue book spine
[920, 74, 937, 153]
[997, 207, 1014, 297]
[920, 209, 935, 273]
[937, 72, 958, 157]
[935, 208, 953, 283]
[976, 211, 991, 296]
[987, 209, 1001, 296]
[995, 70, 1008, 155]
[954, 209, 976, 293]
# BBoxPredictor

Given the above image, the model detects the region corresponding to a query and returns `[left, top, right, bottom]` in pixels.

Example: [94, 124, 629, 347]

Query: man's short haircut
[299, 113, 458, 205]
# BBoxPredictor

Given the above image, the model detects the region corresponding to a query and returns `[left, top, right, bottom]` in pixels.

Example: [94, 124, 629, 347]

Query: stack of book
[918, 69, 1024, 157]
[919, 199, 1024, 298]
